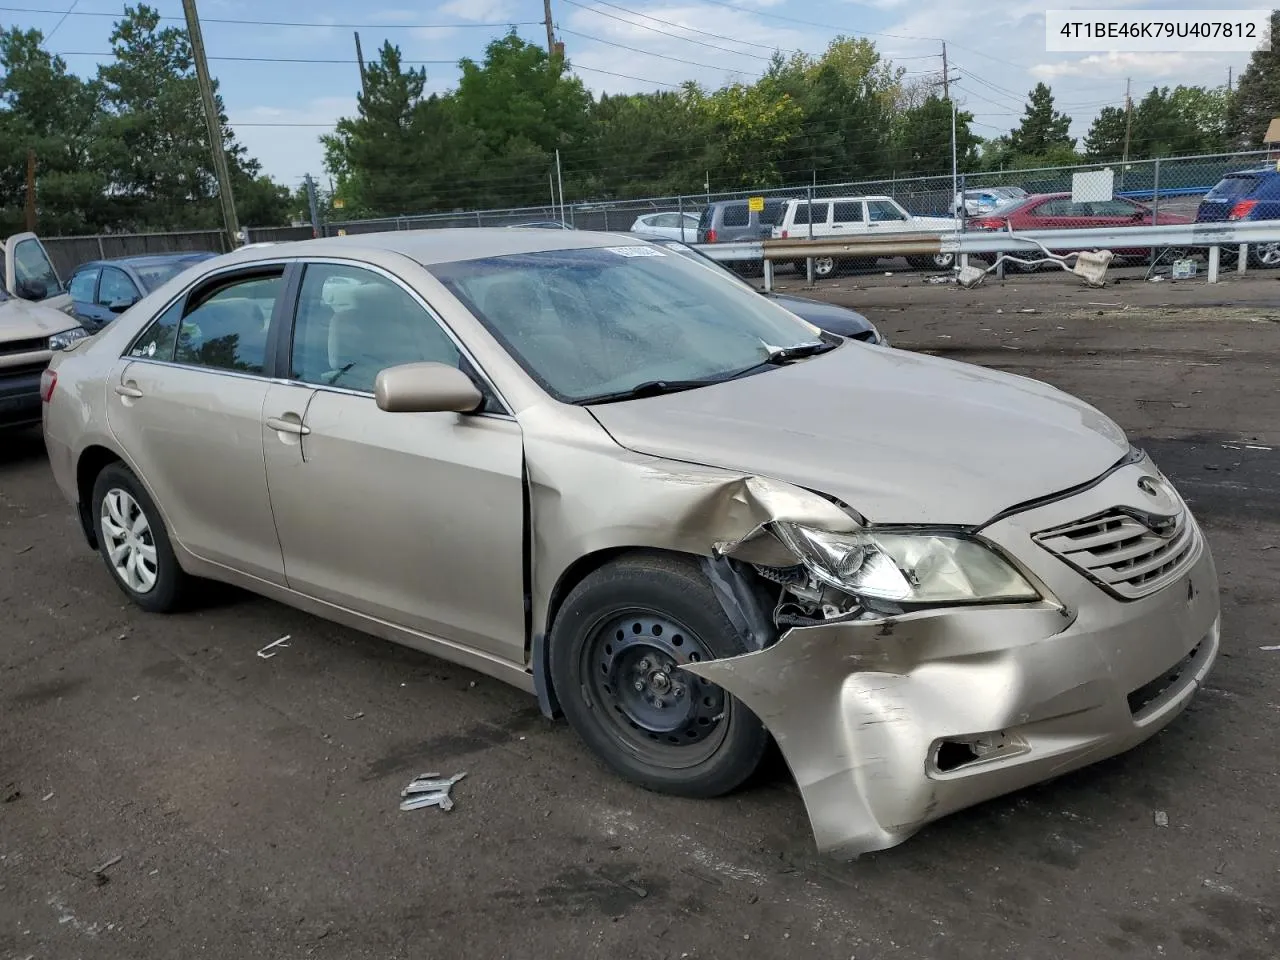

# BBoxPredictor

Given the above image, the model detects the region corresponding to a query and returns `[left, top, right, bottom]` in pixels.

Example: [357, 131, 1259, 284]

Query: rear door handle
[114, 383, 143, 399]
[266, 415, 310, 436]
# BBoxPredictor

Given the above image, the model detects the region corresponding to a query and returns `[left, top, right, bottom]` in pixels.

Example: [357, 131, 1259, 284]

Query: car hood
[0, 296, 78, 341]
[587, 343, 1129, 526]
[766, 293, 875, 337]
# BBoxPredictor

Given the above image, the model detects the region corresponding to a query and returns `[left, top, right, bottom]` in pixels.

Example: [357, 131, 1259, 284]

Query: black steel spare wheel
[549, 553, 768, 797]
[586, 612, 728, 763]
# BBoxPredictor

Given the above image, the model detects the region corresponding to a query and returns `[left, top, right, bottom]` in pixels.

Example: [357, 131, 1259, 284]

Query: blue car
[1195, 168, 1280, 268]
[67, 252, 219, 330]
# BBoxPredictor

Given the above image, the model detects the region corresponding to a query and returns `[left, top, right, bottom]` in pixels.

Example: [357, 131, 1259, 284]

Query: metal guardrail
[692, 219, 1280, 288]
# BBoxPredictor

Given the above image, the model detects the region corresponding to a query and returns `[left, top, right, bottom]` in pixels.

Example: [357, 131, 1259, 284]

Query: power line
[0, 5, 544, 28]
[41, 0, 79, 43]
[559, 27, 759, 75]
[560, 0, 779, 60]
[56, 50, 461, 63]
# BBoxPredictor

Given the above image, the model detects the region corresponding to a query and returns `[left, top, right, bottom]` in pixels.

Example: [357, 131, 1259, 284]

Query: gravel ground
[2, 268, 1278, 960]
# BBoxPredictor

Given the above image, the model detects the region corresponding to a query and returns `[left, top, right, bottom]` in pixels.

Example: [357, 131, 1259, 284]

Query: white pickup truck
[1, 232, 87, 429]
[771, 195, 958, 275]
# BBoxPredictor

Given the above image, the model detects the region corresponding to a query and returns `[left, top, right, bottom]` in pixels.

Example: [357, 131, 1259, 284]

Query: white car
[772, 196, 957, 275]
[955, 186, 1028, 217]
[630, 212, 700, 242]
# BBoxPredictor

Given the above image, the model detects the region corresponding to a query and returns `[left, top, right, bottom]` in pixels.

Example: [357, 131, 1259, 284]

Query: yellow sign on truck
[747, 196, 764, 212]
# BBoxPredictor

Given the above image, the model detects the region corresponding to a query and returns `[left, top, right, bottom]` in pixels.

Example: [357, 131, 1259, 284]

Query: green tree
[760, 38, 902, 182]
[1083, 106, 1128, 161]
[1225, 10, 1280, 148]
[0, 28, 111, 234]
[96, 5, 289, 229]
[1007, 82, 1076, 158]
[894, 95, 980, 175]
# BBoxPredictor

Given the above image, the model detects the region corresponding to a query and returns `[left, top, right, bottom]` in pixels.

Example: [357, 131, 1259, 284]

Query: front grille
[0, 336, 47, 357]
[1033, 506, 1198, 600]
[0, 360, 48, 380]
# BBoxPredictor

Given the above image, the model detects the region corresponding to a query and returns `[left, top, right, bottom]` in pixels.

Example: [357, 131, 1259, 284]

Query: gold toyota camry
[42, 230, 1220, 856]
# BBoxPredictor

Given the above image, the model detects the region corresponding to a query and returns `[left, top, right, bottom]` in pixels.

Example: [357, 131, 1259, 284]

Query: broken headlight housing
[773, 524, 1039, 606]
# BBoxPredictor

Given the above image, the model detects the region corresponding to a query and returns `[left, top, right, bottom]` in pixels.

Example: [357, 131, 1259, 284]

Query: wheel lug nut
[672, 685, 685, 697]
[633, 680, 645, 692]
[654, 698, 664, 708]
[637, 659, 651, 672]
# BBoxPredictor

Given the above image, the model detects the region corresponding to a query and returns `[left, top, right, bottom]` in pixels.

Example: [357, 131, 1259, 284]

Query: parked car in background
[630, 211, 700, 242]
[955, 186, 1027, 217]
[697, 198, 788, 276]
[1, 233, 87, 429]
[1, 231, 73, 314]
[649, 239, 887, 345]
[68, 252, 218, 330]
[967, 192, 1192, 266]
[772, 196, 957, 275]
[43, 227, 1220, 858]
[1195, 168, 1280, 267]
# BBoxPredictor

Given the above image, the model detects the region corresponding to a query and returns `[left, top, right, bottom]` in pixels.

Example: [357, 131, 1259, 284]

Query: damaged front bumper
[685, 465, 1221, 858]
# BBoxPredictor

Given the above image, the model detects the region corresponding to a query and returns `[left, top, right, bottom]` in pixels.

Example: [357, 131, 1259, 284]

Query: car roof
[787, 195, 894, 203]
[77, 252, 217, 271]
[203, 228, 654, 268]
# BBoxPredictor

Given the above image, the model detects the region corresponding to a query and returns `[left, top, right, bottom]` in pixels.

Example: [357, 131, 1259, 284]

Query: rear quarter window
[720, 203, 749, 227]
[759, 200, 785, 225]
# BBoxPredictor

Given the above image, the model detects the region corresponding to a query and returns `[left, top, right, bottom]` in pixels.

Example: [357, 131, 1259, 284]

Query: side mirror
[108, 297, 137, 314]
[17, 278, 47, 301]
[375, 362, 483, 414]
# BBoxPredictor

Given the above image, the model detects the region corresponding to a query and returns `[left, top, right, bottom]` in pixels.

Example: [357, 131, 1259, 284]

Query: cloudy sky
[12, 0, 1255, 191]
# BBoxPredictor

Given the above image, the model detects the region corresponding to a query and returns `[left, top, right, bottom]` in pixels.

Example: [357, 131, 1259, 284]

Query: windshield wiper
[576, 378, 721, 405]
[759, 339, 837, 363]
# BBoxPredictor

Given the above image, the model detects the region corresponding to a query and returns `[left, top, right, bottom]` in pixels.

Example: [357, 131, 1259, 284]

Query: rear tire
[1249, 241, 1280, 269]
[549, 553, 769, 798]
[91, 463, 189, 613]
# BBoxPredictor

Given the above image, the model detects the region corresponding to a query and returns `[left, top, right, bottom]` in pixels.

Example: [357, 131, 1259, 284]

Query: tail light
[705, 229, 717, 243]
[971, 217, 1006, 231]
[1229, 199, 1259, 220]
[39, 368, 57, 403]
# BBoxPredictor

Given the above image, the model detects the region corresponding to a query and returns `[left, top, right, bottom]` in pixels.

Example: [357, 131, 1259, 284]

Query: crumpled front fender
[681, 603, 1113, 858]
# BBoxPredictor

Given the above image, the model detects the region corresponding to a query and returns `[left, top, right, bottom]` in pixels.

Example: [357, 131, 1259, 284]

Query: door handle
[114, 382, 143, 399]
[266, 415, 310, 436]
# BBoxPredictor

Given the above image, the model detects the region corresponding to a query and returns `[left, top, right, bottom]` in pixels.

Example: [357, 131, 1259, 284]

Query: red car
[967, 192, 1191, 264]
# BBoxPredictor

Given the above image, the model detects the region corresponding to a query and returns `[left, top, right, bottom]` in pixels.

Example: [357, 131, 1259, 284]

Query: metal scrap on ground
[256, 635, 291, 659]
[399, 771, 467, 812]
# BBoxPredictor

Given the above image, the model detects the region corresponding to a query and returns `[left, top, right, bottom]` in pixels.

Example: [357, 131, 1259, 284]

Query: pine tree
[1225, 10, 1280, 148]
[1008, 83, 1075, 157]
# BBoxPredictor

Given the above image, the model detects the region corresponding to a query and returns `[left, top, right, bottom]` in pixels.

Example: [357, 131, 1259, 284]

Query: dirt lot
[2, 268, 1278, 960]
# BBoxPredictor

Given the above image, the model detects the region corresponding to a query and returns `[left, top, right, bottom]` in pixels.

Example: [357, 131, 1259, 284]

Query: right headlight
[773, 523, 1040, 606]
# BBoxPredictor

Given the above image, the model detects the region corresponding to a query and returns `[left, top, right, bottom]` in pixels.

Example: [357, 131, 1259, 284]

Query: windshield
[1205, 175, 1261, 200]
[429, 246, 826, 403]
[134, 258, 205, 292]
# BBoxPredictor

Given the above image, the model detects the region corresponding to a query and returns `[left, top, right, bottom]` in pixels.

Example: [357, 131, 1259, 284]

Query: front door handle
[114, 382, 143, 399]
[266, 415, 310, 436]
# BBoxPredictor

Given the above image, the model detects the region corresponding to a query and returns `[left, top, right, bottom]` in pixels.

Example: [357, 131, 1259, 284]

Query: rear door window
[833, 202, 864, 224]
[175, 273, 284, 375]
[719, 204, 749, 227]
[867, 200, 909, 222]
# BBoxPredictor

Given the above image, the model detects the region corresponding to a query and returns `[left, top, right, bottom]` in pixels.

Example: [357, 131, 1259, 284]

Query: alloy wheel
[100, 487, 158, 594]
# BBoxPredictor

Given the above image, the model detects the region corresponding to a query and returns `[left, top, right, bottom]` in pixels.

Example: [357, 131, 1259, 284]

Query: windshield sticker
[606, 246, 665, 258]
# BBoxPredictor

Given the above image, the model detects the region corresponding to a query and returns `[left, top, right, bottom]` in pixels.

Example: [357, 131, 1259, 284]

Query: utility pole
[1121, 77, 1133, 169]
[543, 0, 556, 56]
[941, 41, 950, 101]
[354, 31, 369, 98]
[181, 0, 239, 250]
[24, 148, 36, 231]
[1227, 66, 1233, 92]
[304, 174, 321, 239]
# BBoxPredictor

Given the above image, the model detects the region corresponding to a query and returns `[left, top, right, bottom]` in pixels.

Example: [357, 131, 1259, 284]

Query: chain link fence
[319, 149, 1278, 273]
[31, 149, 1280, 279]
